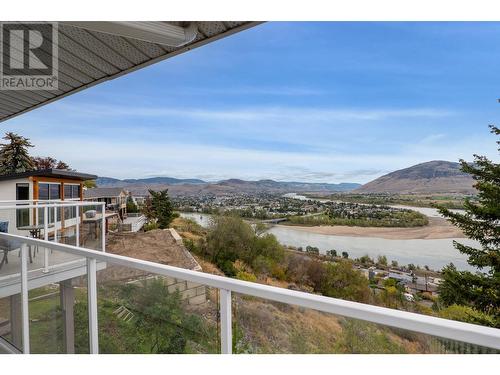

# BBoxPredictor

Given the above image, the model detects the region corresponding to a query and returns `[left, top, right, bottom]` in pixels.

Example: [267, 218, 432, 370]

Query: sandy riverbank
[276, 217, 465, 240]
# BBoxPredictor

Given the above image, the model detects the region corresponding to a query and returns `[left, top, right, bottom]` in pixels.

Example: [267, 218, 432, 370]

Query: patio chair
[0, 221, 29, 270]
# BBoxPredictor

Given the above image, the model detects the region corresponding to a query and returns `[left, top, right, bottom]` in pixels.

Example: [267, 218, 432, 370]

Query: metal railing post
[43, 205, 48, 241]
[20, 244, 30, 354]
[87, 258, 99, 354]
[220, 289, 232, 354]
[43, 205, 49, 273]
[54, 205, 58, 243]
[101, 203, 106, 252]
[76, 206, 80, 247]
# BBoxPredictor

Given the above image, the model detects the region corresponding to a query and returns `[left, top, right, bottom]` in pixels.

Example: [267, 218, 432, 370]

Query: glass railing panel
[231, 292, 499, 354]
[0, 237, 22, 352]
[27, 248, 89, 354]
[0, 234, 25, 280]
[424, 336, 498, 354]
[0, 241, 84, 276]
[80, 204, 105, 251]
[96, 262, 219, 353]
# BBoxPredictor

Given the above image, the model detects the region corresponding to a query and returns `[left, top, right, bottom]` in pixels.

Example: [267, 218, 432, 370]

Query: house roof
[0, 169, 97, 182]
[84, 187, 128, 199]
[0, 21, 259, 123]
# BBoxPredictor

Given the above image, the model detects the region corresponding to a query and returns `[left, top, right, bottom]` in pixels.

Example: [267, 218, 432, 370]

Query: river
[179, 210, 476, 272]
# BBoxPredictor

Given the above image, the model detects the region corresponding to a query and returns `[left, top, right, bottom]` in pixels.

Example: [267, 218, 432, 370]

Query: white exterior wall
[0, 178, 33, 200]
[0, 178, 33, 236]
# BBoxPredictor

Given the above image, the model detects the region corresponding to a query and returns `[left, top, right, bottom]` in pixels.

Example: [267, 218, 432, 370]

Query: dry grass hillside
[356, 160, 475, 194]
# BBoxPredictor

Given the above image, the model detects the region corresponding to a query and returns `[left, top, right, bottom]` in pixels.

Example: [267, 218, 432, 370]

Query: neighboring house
[84, 187, 128, 219]
[387, 271, 414, 285]
[0, 169, 97, 236]
[407, 275, 440, 296]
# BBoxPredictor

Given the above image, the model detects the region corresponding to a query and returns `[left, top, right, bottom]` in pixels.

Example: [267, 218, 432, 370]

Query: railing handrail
[1, 231, 499, 350]
[0, 199, 82, 204]
[0, 201, 106, 209]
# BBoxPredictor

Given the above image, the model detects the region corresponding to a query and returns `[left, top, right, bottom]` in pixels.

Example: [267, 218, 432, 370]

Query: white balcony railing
[0, 231, 499, 354]
[0, 201, 106, 276]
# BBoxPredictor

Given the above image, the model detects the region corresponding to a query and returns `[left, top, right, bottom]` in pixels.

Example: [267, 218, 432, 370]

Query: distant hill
[97, 176, 206, 186]
[355, 160, 475, 194]
[215, 179, 360, 193]
[96, 176, 360, 196]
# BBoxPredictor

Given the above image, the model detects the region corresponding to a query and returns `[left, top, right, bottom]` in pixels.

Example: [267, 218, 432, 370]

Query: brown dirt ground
[99, 229, 201, 283]
[106, 229, 198, 269]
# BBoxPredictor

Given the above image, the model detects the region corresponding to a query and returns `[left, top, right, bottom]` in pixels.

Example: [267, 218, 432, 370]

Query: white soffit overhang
[0, 21, 259, 123]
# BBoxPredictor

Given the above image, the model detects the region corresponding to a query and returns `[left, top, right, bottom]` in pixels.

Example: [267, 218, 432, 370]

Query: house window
[49, 184, 60, 200]
[38, 182, 61, 224]
[16, 183, 30, 228]
[63, 184, 80, 219]
[64, 184, 80, 199]
[64, 184, 72, 199]
[38, 183, 61, 200]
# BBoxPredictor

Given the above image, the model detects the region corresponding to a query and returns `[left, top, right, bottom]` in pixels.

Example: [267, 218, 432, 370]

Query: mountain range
[97, 176, 205, 186]
[96, 160, 475, 196]
[96, 176, 361, 196]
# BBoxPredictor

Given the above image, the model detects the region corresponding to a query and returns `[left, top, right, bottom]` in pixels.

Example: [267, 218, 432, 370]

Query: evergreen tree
[144, 189, 175, 229]
[126, 195, 139, 213]
[0, 132, 35, 174]
[437, 125, 500, 323]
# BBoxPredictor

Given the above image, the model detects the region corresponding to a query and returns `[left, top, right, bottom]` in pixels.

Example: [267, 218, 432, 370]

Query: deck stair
[113, 306, 134, 322]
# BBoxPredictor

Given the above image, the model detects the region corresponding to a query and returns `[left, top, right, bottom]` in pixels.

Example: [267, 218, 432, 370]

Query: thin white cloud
[54, 103, 456, 123]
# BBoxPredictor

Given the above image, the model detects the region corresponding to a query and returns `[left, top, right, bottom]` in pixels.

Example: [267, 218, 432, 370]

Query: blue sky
[4, 22, 500, 183]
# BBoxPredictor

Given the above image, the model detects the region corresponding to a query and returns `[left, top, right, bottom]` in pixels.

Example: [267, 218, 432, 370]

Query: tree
[32, 156, 57, 170]
[306, 246, 319, 255]
[203, 215, 284, 277]
[326, 249, 337, 258]
[377, 255, 388, 267]
[437, 126, 500, 321]
[73, 280, 208, 353]
[342, 251, 349, 259]
[143, 189, 175, 229]
[358, 255, 373, 265]
[314, 260, 371, 303]
[126, 195, 139, 213]
[56, 160, 70, 169]
[0, 132, 35, 174]
[32, 156, 71, 170]
[121, 280, 204, 353]
[83, 180, 96, 189]
[438, 304, 496, 328]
